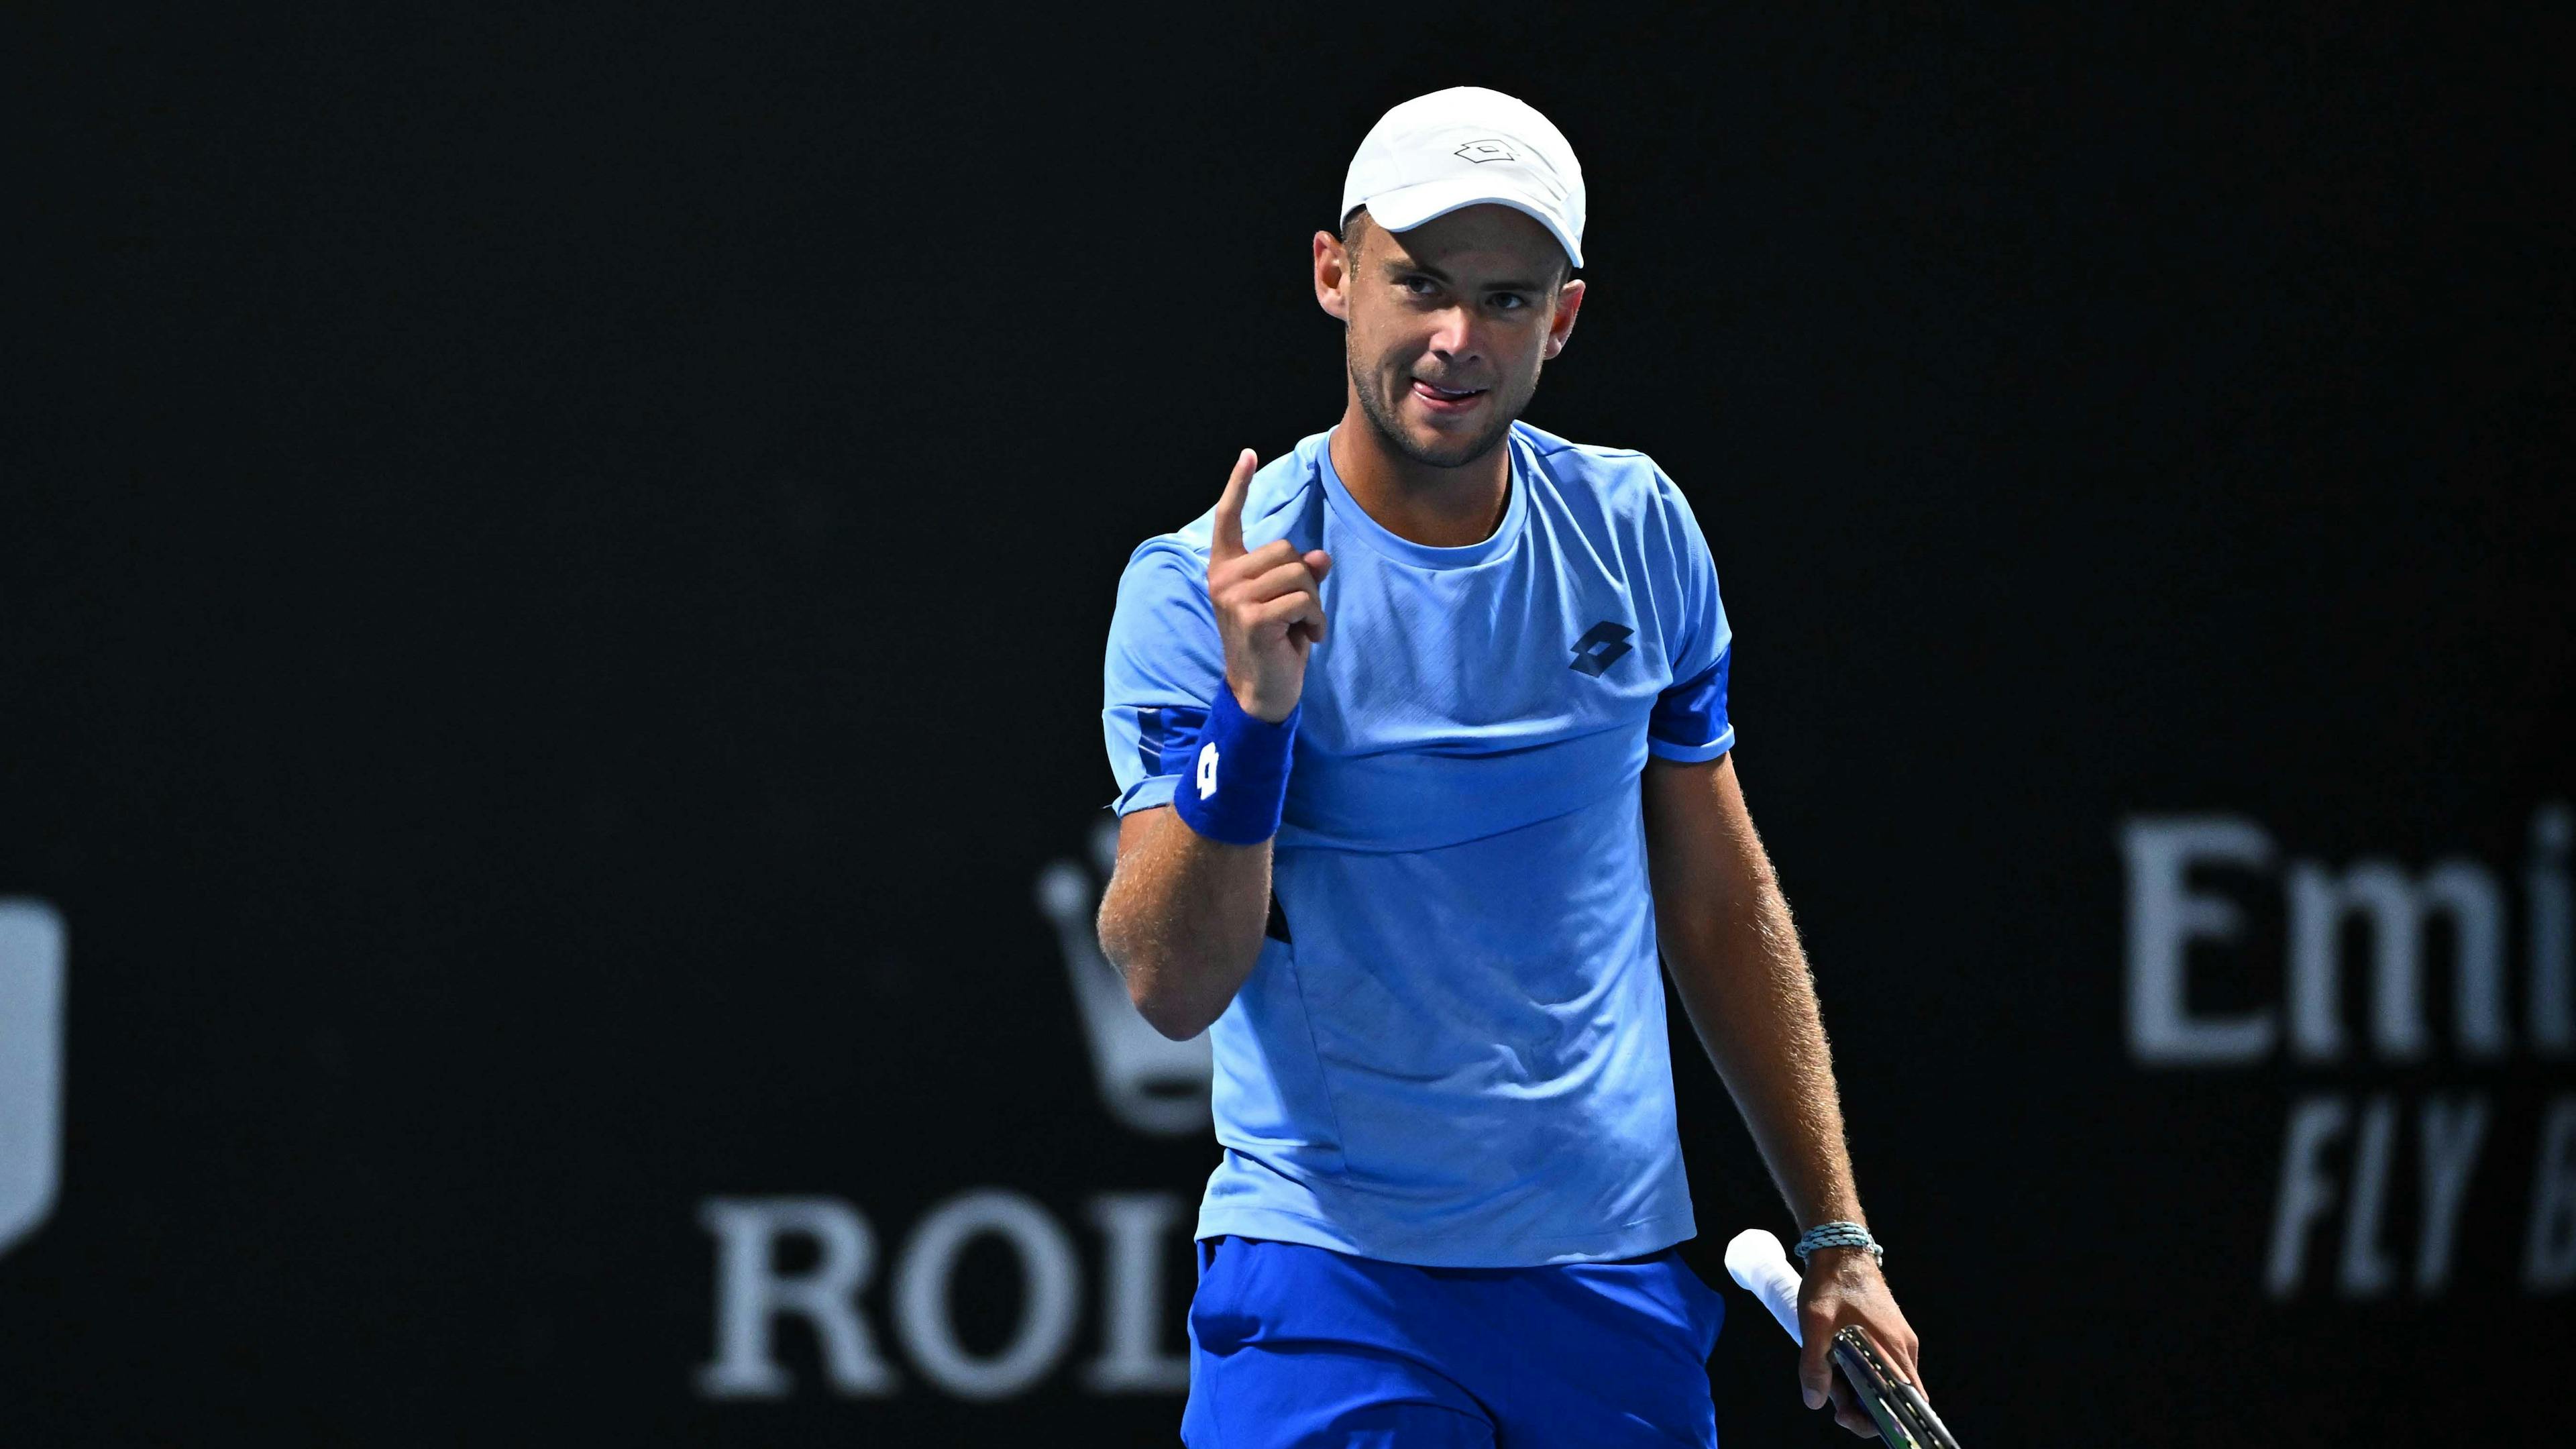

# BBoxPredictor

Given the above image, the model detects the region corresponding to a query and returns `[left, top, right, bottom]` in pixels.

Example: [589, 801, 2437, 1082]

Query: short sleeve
[1646, 474, 1735, 762]
[1102, 541, 1226, 814]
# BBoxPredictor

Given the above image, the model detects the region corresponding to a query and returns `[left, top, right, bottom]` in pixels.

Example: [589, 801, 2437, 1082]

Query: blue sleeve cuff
[1647, 723, 1736, 763]
[1647, 647, 1731, 759]
[1104, 702, 1212, 813]
[1132, 703, 1210, 778]
[1112, 773, 1181, 815]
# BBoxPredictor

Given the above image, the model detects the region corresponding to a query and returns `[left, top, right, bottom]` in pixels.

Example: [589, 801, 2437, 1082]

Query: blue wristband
[1171, 688, 1298, 845]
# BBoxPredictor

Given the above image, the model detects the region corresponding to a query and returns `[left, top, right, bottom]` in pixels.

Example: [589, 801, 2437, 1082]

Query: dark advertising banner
[9, 7, 2569, 1444]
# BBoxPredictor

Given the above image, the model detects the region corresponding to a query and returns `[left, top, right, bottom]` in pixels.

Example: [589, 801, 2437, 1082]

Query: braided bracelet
[1793, 1220, 1884, 1265]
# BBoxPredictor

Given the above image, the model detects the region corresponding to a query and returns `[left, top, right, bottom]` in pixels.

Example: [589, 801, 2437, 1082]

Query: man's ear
[1542, 277, 1587, 360]
[1313, 229, 1352, 323]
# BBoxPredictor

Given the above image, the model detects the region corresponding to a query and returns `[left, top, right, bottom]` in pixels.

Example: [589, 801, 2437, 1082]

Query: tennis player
[1097, 87, 1925, 1446]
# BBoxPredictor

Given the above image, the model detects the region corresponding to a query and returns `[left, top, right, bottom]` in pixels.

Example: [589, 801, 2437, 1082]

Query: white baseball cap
[1340, 87, 1587, 269]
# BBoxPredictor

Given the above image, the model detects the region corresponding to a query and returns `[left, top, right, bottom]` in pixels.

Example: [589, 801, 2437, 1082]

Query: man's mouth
[1410, 379, 1488, 412]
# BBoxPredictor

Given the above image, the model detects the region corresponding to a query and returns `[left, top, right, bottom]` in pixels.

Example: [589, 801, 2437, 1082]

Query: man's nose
[1425, 305, 1479, 363]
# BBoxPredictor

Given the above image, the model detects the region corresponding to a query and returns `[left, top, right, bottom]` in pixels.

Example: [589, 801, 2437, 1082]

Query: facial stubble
[1343, 323, 1538, 472]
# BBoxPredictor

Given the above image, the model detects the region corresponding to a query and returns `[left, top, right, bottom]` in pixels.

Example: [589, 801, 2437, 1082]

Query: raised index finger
[1210, 449, 1255, 564]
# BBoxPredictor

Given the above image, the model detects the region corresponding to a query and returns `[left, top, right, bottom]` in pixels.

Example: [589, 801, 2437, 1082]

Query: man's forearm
[1647, 757, 1925, 1424]
[1097, 806, 1273, 1040]
[1648, 768, 1865, 1230]
[1668, 884, 1865, 1229]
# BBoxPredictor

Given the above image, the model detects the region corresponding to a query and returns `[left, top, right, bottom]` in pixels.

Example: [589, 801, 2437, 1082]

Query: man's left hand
[1795, 1246, 1924, 1439]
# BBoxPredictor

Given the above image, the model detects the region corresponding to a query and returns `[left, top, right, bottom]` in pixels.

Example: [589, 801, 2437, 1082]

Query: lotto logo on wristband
[1173, 694, 1297, 845]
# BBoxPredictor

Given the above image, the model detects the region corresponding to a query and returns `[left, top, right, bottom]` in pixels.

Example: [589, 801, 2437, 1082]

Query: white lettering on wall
[2125, 805, 2568, 1067]
[2263, 1090, 2524, 1301]
[2131, 806, 2571, 1299]
[2288, 859, 2505, 1063]
[697, 1189, 1194, 1401]
[0, 900, 65, 1260]
[2530, 806, 2572, 1057]
[696, 1197, 899, 1399]
[2334, 1094, 2400, 1297]
[2415, 1093, 2488, 1293]
[2524, 1097, 2576, 1293]
[2265, 1094, 2346, 1299]
[892, 1189, 1081, 1401]
[1083, 1193, 1191, 1393]
[2121, 817, 2279, 1065]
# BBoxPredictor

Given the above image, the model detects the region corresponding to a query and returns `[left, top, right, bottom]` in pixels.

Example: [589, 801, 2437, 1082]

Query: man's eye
[1492, 294, 1527, 311]
[1402, 276, 1438, 296]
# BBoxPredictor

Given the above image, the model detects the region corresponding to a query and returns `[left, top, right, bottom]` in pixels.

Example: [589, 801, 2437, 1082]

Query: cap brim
[1362, 176, 1583, 269]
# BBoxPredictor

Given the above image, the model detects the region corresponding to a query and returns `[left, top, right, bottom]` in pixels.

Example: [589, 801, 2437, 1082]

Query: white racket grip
[1723, 1228, 1805, 1347]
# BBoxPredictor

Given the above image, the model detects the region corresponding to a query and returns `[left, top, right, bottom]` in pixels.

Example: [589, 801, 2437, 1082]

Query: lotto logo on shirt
[1568, 620, 1635, 677]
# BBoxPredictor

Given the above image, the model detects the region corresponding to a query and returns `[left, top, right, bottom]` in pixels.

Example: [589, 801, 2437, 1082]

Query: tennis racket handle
[1723, 1228, 1806, 1346]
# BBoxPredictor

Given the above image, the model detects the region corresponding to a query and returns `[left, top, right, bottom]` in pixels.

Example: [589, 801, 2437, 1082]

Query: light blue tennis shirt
[1101, 421, 1735, 1268]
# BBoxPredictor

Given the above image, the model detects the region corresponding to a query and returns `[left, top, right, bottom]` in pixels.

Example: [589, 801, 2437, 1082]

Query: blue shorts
[1181, 1234, 1724, 1448]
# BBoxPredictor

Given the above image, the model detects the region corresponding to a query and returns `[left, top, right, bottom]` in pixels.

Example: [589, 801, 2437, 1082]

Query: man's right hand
[1208, 449, 1333, 723]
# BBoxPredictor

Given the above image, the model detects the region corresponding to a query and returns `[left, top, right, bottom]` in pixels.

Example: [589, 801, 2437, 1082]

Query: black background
[9, 3, 2571, 1443]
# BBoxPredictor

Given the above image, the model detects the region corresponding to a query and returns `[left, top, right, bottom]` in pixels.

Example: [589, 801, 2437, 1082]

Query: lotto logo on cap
[1342, 87, 1587, 268]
